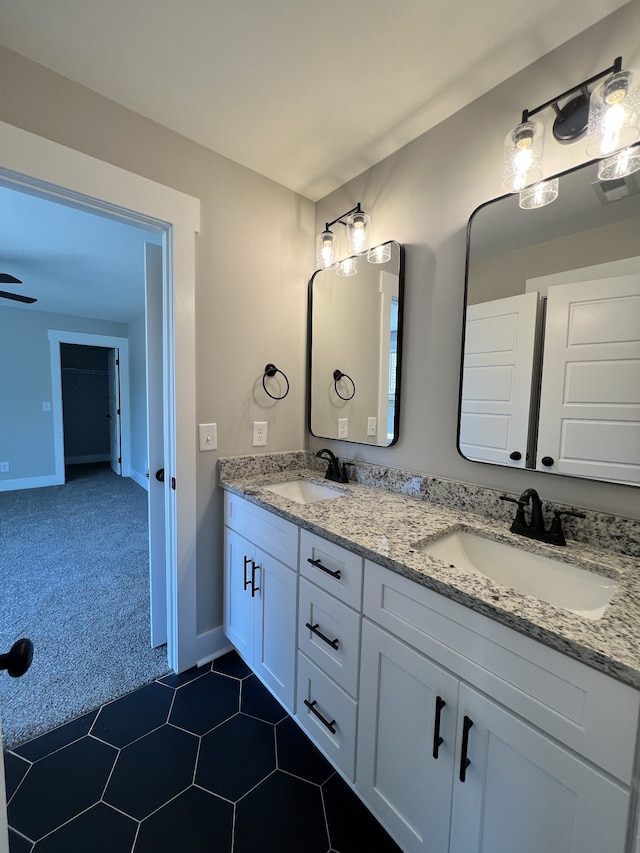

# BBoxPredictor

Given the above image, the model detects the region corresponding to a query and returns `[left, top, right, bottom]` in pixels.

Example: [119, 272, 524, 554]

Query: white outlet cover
[338, 418, 348, 439]
[253, 421, 268, 446]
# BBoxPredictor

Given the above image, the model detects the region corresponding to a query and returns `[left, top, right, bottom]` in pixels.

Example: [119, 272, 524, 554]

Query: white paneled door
[460, 292, 540, 466]
[537, 275, 640, 483]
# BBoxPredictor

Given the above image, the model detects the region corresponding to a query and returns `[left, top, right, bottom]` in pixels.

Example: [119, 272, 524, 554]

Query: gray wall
[314, 2, 640, 522]
[0, 307, 127, 480]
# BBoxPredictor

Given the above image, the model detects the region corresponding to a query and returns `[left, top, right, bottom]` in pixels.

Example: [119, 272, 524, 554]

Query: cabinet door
[357, 620, 459, 853]
[449, 683, 631, 853]
[253, 547, 298, 713]
[223, 527, 255, 663]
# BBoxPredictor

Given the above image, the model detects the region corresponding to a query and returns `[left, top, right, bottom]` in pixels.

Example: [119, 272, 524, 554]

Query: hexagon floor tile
[4, 651, 401, 852]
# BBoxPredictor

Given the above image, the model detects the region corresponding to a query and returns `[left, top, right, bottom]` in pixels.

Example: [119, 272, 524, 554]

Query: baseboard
[129, 469, 149, 491]
[0, 473, 64, 492]
[64, 454, 110, 464]
[196, 626, 232, 668]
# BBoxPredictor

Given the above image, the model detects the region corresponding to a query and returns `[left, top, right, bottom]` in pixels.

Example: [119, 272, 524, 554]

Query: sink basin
[417, 530, 618, 620]
[262, 479, 347, 505]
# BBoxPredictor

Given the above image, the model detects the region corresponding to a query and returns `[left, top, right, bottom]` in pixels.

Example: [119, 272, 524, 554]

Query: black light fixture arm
[324, 202, 363, 232]
[520, 56, 622, 124]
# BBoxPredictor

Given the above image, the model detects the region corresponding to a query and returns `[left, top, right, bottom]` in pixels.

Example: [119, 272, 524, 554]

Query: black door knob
[509, 451, 522, 461]
[541, 456, 554, 467]
[0, 638, 34, 678]
[155, 468, 165, 482]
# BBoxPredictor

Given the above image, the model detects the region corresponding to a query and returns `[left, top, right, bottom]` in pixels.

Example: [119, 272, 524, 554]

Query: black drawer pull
[433, 696, 446, 759]
[459, 715, 473, 782]
[243, 556, 252, 591]
[251, 561, 260, 598]
[304, 699, 337, 734]
[305, 622, 340, 650]
[307, 557, 341, 579]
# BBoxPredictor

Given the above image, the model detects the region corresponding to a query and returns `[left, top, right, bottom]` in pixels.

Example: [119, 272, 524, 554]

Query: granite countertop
[220, 467, 640, 690]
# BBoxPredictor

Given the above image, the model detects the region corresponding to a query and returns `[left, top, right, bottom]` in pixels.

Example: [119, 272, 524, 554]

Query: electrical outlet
[367, 417, 377, 436]
[338, 418, 348, 439]
[253, 421, 268, 447]
[198, 423, 217, 451]
[0, 462, 9, 473]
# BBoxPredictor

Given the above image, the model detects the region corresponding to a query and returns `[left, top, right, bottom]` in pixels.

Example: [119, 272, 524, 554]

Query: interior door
[145, 243, 167, 648]
[536, 275, 640, 483]
[107, 348, 122, 475]
[460, 292, 540, 466]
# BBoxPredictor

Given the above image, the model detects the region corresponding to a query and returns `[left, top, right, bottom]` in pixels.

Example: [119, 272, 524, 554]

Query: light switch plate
[199, 423, 217, 451]
[367, 417, 377, 436]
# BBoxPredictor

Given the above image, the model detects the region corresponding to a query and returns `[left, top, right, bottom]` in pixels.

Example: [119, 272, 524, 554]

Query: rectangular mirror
[308, 241, 404, 446]
[459, 148, 640, 486]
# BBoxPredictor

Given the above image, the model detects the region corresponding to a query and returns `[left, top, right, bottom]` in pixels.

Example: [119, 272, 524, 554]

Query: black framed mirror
[458, 147, 640, 486]
[308, 240, 404, 446]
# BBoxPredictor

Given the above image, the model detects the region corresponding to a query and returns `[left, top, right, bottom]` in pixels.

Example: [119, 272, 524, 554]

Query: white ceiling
[0, 0, 629, 322]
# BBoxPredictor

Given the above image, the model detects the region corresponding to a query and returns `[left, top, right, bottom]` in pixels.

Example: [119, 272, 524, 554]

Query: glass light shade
[337, 257, 358, 276]
[597, 145, 640, 180]
[502, 121, 544, 193]
[346, 210, 371, 255]
[316, 229, 338, 270]
[367, 243, 391, 264]
[519, 178, 559, 209]
[586, 69, 640, 158]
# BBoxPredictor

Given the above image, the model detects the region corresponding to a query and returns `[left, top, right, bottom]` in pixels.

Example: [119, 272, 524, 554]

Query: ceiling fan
[0, 273, 37, 304]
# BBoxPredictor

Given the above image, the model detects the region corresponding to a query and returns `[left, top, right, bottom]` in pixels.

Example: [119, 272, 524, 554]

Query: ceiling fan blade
[0, 273, 22, 284]
[0, 290, 37, 304]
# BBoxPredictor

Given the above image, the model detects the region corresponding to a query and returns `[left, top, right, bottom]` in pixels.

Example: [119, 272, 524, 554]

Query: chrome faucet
[315, 449, 349, 483]
[500, 488, 585, 546]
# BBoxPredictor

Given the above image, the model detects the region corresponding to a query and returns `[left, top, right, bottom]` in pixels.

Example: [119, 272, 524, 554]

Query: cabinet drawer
[296, 652, 358, 781]
[299, 578, 362, 698]
[224, 492, 298, 568]
[300, 529, 363, 609]
[364, 560, 640, 785]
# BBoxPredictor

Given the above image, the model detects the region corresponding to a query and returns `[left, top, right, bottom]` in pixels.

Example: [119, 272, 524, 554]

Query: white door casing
[0, 714, 7, 853]
[0, 120, 200, 673]
[537, 275, 640, 483]
[146, 243, 167, 648]
[460, 292, 540, 466]
[107, 347, 122, 475]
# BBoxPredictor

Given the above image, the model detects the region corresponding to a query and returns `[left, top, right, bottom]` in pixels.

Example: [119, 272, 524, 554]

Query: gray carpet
[0, 463, 170, 749]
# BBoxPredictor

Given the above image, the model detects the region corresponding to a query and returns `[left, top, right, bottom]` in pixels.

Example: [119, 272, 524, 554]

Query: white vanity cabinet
[295, 530, 363, 780]
[357, 560, 638, 853]
[223, 493, 298, 713]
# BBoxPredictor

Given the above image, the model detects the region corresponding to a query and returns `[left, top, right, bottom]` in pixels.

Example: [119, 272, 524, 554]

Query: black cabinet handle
[541, 456, 554, 467]
[459, 715, 473, 782]
[307, 557, 341, 580]
[509, 451, 522, 461]
[304, 699, 337, 734]
[243, 556, 252, 591]
[433, 696, 446, 759]
[305, 622, 340, 650]
[251, 561, 260, 598]
[0, 638, 33, 678]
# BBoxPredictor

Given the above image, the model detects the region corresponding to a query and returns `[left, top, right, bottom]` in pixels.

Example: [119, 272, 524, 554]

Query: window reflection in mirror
[459, 148, 640, 486]
[308, 241, 404, 446]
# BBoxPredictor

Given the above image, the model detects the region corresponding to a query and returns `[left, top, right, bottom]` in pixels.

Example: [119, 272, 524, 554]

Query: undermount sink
[417, 530, 619, 620]
[262, 479, 347, 505]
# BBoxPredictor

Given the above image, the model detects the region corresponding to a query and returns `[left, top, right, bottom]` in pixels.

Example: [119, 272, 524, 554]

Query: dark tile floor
[4, 651, 401, 852]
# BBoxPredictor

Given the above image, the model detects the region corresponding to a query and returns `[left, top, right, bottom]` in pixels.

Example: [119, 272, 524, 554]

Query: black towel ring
[263, 363, 290, 400]
[333, 369, 356, 401]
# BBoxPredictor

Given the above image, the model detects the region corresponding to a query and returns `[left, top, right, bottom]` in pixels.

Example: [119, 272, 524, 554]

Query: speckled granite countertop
[220, 466, 640, 690]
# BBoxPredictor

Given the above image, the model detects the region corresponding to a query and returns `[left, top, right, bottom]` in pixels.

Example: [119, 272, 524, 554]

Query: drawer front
[224, 492, 298, 568]
[296, 652, 358, 781]
[364, 560, 640, 785]
[298, 578, 362, 698]
[300, 529, 363, 609]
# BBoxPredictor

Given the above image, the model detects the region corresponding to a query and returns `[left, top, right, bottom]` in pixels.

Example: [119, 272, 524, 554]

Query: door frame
[49, 331, 131, 482]
[0, 120, 200, 673]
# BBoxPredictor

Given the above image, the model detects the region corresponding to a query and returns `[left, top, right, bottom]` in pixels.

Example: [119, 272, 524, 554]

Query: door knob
[0, 638, 34, 678]
[155, 468, 165, 482]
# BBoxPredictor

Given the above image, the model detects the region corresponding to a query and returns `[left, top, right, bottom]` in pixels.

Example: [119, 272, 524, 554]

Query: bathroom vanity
[221, 459, 640, 853]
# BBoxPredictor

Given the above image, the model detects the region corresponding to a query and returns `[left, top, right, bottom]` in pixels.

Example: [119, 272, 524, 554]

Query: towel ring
[263, 363, 290, 400]
[333, 369, 356, 401]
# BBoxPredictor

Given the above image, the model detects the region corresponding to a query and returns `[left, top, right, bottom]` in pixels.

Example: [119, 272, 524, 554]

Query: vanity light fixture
[597, 144, 640, 180]
[368, 243, 392, 264]
[503, 57, 640, 199]
[337, 257, 358, 276]
[316, 203, 371, 270]
[519, 177, 559, 209]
